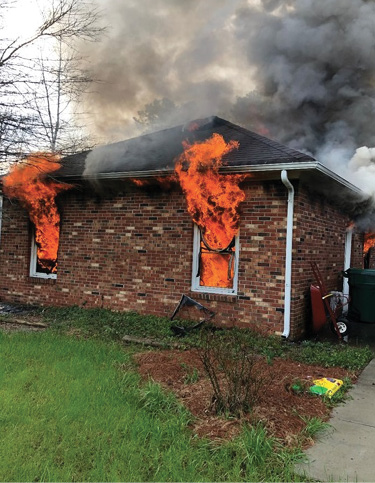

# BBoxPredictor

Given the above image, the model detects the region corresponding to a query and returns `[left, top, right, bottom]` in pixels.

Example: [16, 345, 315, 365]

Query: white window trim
[29, 229, 57, 279]
[191, 224, 239, 295]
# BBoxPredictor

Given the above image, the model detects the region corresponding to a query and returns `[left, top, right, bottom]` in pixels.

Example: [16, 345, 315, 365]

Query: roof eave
[73, 161, 364, 196]
[223, 161, 364, 195]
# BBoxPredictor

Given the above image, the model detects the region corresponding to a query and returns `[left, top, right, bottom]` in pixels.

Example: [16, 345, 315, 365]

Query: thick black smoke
[82, 0, 375, 193]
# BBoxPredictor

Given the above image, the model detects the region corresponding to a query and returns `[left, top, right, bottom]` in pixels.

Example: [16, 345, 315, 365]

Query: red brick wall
[290, 184, 358, 338]
[352, 232, 364, 269]
[0, 178, 362, 338]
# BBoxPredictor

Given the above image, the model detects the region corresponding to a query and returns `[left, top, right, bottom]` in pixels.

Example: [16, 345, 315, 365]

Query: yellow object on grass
[310, 377, 343, 398]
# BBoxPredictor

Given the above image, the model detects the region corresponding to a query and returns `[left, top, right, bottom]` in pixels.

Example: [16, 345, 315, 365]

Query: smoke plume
[81, 0, 375, 195]
[232, 0, 375, 180]
[81, 0, 249, 141]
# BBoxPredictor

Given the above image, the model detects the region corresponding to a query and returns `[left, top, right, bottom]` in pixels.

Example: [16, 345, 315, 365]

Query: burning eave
[57, 156, 361, 185]
[55, 118, 365, 208]
[57, 159, 365, 197]
[54, 159, 370, 236]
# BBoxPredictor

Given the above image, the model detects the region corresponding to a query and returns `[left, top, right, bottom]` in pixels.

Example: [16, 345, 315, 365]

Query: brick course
[0, 177, 363, 338]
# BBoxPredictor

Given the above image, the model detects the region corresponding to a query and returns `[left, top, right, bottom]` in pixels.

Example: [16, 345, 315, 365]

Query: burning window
[2, 154, 72, 280]
[364, 233, 375, 268]
[192, 224, 239, 294]
[173, 133, 246, 296]
[29, 226, 58, 279]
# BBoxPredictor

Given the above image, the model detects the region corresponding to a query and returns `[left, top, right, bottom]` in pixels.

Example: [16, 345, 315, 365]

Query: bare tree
[0, 0, 103, 165]
[134, 98, 193, 134]
[27, 35, 98, 155]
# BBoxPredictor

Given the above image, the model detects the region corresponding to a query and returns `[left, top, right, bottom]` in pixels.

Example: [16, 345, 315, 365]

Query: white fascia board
[314, 163, 363, 195]
[221, 162, 364, 195]
[77, 169, 173, 180]
[74, 161, 364, 196]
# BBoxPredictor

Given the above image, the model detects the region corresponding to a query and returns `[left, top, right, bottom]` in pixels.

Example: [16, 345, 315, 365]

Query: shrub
[198, 329, 263, 417]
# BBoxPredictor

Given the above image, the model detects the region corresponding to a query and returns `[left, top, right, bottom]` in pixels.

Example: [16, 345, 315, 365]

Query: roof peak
[59, 116, 316, 178]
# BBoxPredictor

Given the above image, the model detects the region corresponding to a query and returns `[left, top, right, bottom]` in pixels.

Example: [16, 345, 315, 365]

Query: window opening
[30, 226, 57, 279]
[364, 232, 375, 269]
[192, 225, 239, 294]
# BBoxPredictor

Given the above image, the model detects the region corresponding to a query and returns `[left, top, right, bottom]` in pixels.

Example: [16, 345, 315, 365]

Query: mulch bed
[135, 349, 357, 446]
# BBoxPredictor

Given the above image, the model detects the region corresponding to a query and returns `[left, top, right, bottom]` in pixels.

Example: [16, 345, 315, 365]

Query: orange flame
[199, 250, 235, 288]
[2, 153, 72, 273]
[364, 233, 375, 255]
[175, 133, 247, 287]
[131, 178, 149, 187]
[131, 176, 175, 190]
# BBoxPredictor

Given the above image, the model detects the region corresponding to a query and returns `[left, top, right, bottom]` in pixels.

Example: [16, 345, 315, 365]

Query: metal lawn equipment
[310, 262, 351, 341]
[170, 294, 215, 336]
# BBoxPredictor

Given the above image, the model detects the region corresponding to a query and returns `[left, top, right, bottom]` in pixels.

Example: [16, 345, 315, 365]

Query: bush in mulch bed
[135, 338, 359, 446]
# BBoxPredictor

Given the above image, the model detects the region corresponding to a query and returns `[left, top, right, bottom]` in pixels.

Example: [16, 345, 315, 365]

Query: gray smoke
[232, 0, 375, 171]
[81, 0, 249, 141]
[81, 0, 375, 194]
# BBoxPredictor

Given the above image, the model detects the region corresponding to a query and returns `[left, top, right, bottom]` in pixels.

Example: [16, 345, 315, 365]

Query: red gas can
[310, 284, 327, 333]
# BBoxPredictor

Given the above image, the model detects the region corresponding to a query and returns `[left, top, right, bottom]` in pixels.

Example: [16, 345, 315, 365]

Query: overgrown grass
[0, 331, 304, 482]
[39, 306, 373, 371]
[232, 331, 373, 371]
[41, 306, 176, 342]
[287, 340, 373, 371]
[298, 416, 332, 441]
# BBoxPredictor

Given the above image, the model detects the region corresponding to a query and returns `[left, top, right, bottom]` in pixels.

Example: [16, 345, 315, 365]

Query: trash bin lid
[346, 268, 375, 285]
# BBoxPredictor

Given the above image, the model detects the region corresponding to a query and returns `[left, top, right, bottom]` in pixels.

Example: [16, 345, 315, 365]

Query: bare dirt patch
[135, 349, 356, 445]
[0, 320, 45, 332]
[0, 305, 47, 332]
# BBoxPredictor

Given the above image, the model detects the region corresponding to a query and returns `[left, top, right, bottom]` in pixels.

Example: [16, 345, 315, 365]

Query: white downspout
[281, 170, 294, 339]
[342, 226, 353, 313]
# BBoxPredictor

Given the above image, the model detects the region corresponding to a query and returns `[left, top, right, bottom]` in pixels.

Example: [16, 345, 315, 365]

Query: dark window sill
[28, 277, 57, 285]
[191, 292, 238, 304]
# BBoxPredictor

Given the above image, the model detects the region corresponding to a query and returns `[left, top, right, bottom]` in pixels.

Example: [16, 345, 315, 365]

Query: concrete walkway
[297, 358, 375, 482]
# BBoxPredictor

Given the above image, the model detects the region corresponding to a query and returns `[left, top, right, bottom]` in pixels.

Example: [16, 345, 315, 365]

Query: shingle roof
[57, 116, 315, 178]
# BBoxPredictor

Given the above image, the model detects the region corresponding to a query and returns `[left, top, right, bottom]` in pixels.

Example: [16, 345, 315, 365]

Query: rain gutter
[222, 161, 363, 194]
[281, 170, 294, 339]
[71, 161, 363, 195]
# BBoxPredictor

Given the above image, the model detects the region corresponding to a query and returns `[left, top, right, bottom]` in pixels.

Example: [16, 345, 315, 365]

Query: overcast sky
[4, 0, 44, 40]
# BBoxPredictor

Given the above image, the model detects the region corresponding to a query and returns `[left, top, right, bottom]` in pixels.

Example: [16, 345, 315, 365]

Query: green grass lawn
[42, 305, 373, 371]
[0, 331, 305, 482]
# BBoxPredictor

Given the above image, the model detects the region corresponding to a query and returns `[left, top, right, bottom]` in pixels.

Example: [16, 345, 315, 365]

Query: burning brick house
[0, 117, 367, 339]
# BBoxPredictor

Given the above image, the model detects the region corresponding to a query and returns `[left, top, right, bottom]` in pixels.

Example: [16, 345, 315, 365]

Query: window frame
[29, 228, 57, 280]
[191, 224, 239, 295]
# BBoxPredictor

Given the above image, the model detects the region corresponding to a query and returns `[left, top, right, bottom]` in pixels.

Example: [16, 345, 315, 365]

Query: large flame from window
[364, 233, 375, 256]
[2, 153, 72, 273]
[364, 232, 375, 268]
[174, 133, 247, 288]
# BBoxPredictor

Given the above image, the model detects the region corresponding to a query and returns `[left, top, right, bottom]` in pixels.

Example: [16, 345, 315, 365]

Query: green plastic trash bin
[345, 268, 375, 323]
